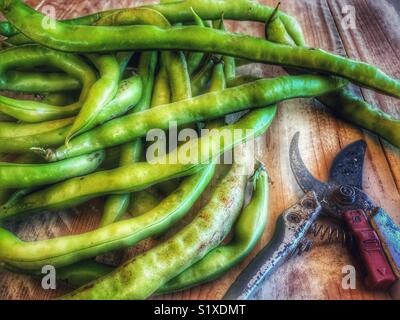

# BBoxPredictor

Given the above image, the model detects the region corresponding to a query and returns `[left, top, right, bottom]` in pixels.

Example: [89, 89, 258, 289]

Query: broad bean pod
[2, 1, 399, 98]
[186, 8, 207, 75]
[41, 92, 80, 107]
[0, 260, 114, 289]
[62, 150, 250, 300]
[0, 107, 276, 222]
[320, 91, 400, 148]
[158, 165, 269, 294]
[0, 118, 73, 138]
[0, 0, 305, 46]
[151, 64, 171, 107]
[0, 76, 142, 153]
[0, 165, 215, 270]
[45, 75, 346, 161]
[97, 8, 191, 103]
[66, 54, 120, 142]
[0, 71, 80, 93]
[0, 151, 104, 189]
[265, 16, 400, 148]
[0, 45, 97, 122]
[128, 190, 160, 217]
[101, 51, 158, 226]
[191, 56, 216, 97]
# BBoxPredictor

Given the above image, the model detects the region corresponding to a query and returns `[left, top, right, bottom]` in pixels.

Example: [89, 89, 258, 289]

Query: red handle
[343, 210, 396, 291]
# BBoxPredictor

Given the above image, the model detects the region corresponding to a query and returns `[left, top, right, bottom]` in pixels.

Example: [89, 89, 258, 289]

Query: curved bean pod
[0, 118, 74, 138]
[0, 71, 80, 93]
[0, 9, 108, 36]
[101, 52, 158, 226]
[62, 149, 250, 300]
[0, 76, 142, 153]
[66, 54, 120, 142]
[0, 164, 215, 270]
[0, 0, 305, 46]
[320, 91, 400, 148]
[0, 260, 114, 289]
[216, 17, 236, 81]
[151, 65, 171, 108]
[0, 151, 104, 189]
[265, 16, 400, 148]
[0, 45, 96, 122]
[97, 8, 191, 103]
[191, 56, 216, 96]
[41, 92, 80, 107]
[45, 75, 346, 161]
[1, 106, 276, 222]
[158, 165, 269, 294]
[2, 1, 398, 98]
[164, 50, 192, 102]
[186, 8, 207, 75]
[0, 96, 81, 123]
[0, 126, 69, 154]
[0, 45, 96, 100]
[128, 190, 160, 217]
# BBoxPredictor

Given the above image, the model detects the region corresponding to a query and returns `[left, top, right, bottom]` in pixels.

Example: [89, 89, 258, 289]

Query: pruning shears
[224, 132, 400, 300]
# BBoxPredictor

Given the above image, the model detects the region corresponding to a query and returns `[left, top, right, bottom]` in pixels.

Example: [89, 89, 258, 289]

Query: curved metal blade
[329, 140, 367, 189]
[289, 132, 327, 199]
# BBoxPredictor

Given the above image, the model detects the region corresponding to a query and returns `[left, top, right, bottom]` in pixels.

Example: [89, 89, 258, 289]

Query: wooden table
[0, 0, 399, 300]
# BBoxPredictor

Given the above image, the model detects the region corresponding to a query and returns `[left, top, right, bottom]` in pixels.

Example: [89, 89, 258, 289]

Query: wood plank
[0, 0, 398, 300]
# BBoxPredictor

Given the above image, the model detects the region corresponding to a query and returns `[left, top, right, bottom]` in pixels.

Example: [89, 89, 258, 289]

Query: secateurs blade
[224, 132, 400, 300]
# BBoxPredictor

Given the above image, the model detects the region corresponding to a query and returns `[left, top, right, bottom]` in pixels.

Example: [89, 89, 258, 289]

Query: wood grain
[0, 0, 398, 300]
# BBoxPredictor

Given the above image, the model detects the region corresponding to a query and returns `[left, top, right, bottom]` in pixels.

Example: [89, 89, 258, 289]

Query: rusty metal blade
[289, 132, 327, 199]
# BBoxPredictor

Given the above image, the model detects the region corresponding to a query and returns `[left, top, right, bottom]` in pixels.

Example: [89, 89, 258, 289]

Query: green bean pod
[157, 165, 269, 294]
[0, 151, 104, 189]
[0, 260, 114, 289]
[2, 1, 398, 98]
[216, 17, 236, 81]
[0, 96, 82, 123]
[0, 76, 142, 154]
[0, 165, 215, 270]
[164, 50, 192, 102]
[191, 56, 216, 96]
[0, 126, 70, 154]
[152, 65, 171, 107]
[101, 51, 158, 226]
[0, 45, 96, 99]
[97, 8, 191, 103]
[0, 71, 80, 93]
[265, 16, 400, 148]
[1, 107, 275, 223]
[46, 75, 346, 161]
[0, 0, 305, 46]
[186, 8, 207, 75]
[41, 92, 79, 106]
[0, 118, 74, 138]
[320, 91, 400, 148]
[66, 54, 120, 142]
[62, 150, 250, 300]
[128, 190, 160, 217]
[0, 9, 109, 37]
[0, 153, 41, 206]
[0, 45, 97, 122]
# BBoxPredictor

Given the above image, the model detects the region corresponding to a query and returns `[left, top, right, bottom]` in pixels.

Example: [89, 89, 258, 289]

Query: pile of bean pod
[0, 0, 398, 300]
